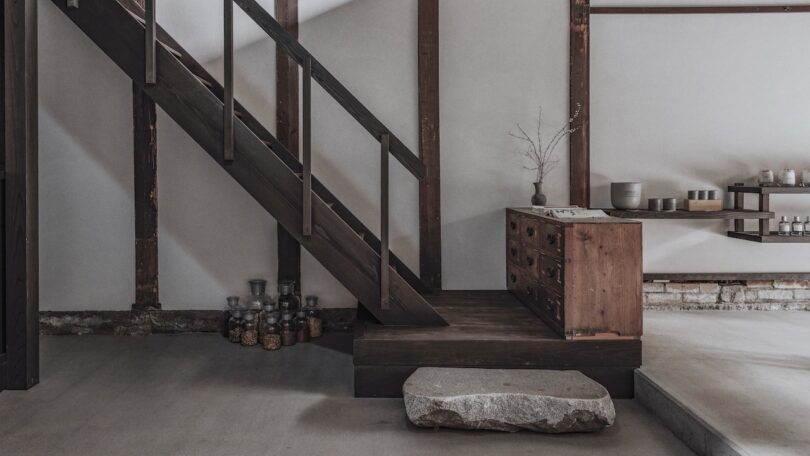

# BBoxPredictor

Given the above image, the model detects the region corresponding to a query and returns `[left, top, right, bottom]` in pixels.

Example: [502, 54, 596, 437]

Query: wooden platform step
[353, 290, 641, 399]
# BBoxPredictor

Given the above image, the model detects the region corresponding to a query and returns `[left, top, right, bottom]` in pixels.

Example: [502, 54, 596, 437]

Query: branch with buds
[509, 103, 581, 186]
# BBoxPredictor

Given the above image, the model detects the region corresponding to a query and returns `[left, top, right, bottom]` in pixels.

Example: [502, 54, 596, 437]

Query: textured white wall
[38, 0, 810, 311]
[590, 4, 810, 272]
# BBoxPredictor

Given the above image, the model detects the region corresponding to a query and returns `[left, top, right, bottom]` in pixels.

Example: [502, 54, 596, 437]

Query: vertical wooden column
[569, 0, 590, 208]
[132, 84, 160, 311]
[418, 0, 441, 290]
[275, 0, 301, 287]
[132, 0, 159, 312]
[4, 0, 39, 390]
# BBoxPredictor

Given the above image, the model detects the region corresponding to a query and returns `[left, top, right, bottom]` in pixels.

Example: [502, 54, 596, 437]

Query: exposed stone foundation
[40, 308, 356, 335]
[644, 280, 810, 311]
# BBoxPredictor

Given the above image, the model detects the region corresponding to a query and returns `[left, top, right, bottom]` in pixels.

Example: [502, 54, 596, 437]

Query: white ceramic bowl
[611, 182, 642, 210]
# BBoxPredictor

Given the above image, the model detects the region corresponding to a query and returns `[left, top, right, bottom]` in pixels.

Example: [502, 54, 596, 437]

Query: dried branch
[508, 103, 582, 184]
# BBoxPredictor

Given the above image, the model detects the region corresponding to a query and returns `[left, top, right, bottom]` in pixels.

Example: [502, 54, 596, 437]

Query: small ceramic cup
[663, 198, 677, 211]
[648, 198, 663, 211]
[698, 190, 708, 200]
[708, 190, 719, 200]
[687, 190, 698, 200]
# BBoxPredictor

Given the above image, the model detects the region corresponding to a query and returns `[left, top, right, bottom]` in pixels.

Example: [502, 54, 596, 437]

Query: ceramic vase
[531, 182, 547, 207]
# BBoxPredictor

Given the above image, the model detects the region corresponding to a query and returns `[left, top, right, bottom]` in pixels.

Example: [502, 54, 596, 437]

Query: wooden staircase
[51, 0, 445, 326]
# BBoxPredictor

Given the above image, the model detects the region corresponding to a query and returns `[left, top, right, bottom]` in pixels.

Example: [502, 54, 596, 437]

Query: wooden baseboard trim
[39, 308, 356, 335]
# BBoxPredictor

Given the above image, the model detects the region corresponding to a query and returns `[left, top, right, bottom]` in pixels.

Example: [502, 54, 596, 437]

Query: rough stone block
[403, 368, 615, 433]
[665, 283, 700, 293]
[745, 280, 774, 289]
[757, 289, 794, 302]
[682, 293, 718, 304]
[645, 293, 683, 305]
[699, 283, 721, 294]
[643, 282, 666, 293]
[792, 289, 810, 300]
[720, 285, 746, 303]
[773, 280, 810, 289]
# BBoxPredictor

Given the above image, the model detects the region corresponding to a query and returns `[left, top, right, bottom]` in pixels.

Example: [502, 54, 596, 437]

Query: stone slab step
[403, 367, 616, 433]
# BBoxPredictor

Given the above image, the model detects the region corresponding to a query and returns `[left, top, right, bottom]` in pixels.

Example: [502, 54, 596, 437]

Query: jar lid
[232, 310, 243, 318]
[244, 312, 256, 321]
[296, 311, 306, 318]
[282, 313, 293, 321]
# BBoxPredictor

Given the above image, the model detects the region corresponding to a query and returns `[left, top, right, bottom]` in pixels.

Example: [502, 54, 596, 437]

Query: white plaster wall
[39, 0, 810, 311]
[590, 2, 810, 272]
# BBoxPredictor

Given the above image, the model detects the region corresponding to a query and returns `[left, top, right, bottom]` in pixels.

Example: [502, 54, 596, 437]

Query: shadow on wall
[38, 0, 412, 311]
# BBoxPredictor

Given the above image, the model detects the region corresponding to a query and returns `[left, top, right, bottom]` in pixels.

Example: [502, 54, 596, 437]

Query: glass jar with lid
[295, 311, 310, 343]
[244, 279, 272, 313]
[223, 296, 240, 338]
[280, 312, 296, 346]
[278, 281, 300, 314]
[261, 315, 282, 351]
[241, 312, 258, 347]
[305, 295, 322, 338]
[258, 301, 276, 337]
[228, 309, 243, 343]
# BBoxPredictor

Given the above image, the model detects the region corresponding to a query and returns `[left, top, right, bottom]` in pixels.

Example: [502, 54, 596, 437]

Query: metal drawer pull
[547, 234, 556, 245]
[526, 227, 535, 237]
[510, 221, 517, 230]
[510, 274, 517, 283]
[526, 256, 534, 266]
[510, 247, 517, 257]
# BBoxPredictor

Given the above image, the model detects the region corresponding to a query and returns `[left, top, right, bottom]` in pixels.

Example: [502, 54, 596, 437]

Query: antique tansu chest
[506, 208, 643, 340]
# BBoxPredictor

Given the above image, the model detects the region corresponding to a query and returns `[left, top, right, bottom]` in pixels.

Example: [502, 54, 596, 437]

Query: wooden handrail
[233, 0, 426, 180]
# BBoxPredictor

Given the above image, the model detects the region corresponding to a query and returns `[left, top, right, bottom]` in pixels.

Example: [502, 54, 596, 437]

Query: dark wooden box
[506, 208, 643, 340]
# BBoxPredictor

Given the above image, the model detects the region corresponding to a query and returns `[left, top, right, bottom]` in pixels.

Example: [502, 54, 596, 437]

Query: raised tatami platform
[353, 291, 641, 398]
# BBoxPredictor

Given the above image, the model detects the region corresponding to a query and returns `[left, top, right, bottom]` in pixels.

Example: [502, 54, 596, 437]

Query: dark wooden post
[275, 0, 301, 287]
[132, 84, 160, 311]
[569, 0, 590, 208]
[418, 0, 441, 290]
[3, 0, 39, 390]
[131, 0, 159, 311]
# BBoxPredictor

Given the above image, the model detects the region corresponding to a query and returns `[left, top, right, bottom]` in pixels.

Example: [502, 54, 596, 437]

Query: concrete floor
[643, 311, 810, 456]
[0, 334, 693, 456]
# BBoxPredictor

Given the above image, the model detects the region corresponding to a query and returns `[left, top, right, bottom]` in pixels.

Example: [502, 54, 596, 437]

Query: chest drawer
[538, 221, 564, 258]
[507, 211, 521, 239]
[506, 262, 522, 292]
[520, 216, 542, 247]
[507, 239, 521, 265]
[524, 248, 542, 281]
[540, 253, 564, 292]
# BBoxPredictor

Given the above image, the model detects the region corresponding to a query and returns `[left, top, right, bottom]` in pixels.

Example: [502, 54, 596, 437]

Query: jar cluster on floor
[223, 279, 323, 350]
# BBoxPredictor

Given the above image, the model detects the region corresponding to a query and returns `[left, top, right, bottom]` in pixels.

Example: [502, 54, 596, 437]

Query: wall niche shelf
[601, 209, 773, 220]
[727, 183, 810, 243]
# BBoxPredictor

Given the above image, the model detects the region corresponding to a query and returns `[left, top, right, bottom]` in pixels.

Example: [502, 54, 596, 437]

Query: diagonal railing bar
[233, 0, 426, 180]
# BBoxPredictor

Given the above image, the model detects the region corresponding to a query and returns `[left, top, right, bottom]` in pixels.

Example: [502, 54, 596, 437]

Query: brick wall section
[644, 280, 810, 310]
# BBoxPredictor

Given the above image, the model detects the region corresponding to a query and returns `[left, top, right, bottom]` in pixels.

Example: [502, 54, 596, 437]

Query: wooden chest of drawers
[506, 208, 643, 340]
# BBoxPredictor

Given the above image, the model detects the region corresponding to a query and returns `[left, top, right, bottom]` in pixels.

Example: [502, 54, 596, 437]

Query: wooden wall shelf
[727, 185, 810, 195]
[727, 183, 810, 242]
[727, 231, 810, 243]
[600, 209, 773, 220]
